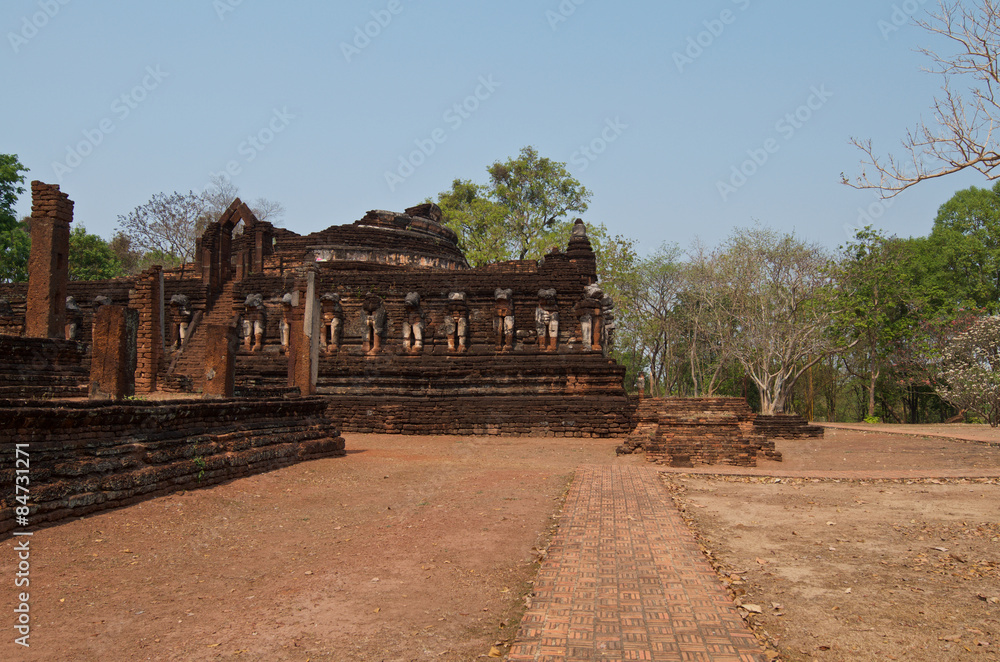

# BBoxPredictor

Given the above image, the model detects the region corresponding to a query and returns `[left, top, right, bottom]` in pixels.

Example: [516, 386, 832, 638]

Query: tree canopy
[116, 191, 209, 276]
[0, 154, 29, 233]
[69, 226, 126, 281]
[435, 146, 591, 265]
[0, 155, 30, 282]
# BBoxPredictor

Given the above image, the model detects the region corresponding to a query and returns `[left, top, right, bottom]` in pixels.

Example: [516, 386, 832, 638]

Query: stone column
[89, 305, 138, 400]
[131, 266, 164, 394]
[203, 324, 238, 398]
[26, 181, 72, 338]
[287, 267, 319, 395]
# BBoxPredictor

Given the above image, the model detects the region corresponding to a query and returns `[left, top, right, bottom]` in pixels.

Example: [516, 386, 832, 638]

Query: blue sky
[2, 0, 990, 256]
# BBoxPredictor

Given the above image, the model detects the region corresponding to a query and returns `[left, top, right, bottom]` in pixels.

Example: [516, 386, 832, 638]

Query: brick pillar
[131, 266, 164, 394]
[287, 267, 319, 395]
[89, 305, 138, 400]
[26, 181, 72, 338]
[203, 324, 238, 398]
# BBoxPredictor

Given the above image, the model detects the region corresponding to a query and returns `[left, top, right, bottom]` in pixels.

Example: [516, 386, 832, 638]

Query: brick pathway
[507, 465, 767, 662]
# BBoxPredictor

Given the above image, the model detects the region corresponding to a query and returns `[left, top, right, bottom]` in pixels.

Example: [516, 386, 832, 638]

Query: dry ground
[0, 434, 645, 662]
[3, 426, 1000, 662]
[670, 427, 1000, 661]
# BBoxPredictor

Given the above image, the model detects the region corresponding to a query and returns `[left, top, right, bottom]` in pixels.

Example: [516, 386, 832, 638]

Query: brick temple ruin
[0, 182, 823, 535]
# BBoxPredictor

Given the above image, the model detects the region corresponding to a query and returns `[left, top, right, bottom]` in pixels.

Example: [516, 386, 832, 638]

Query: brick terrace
[508, 465, 767, 662]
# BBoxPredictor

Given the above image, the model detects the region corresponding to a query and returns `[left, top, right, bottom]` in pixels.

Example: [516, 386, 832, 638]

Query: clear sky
[2, 0, 990, 256]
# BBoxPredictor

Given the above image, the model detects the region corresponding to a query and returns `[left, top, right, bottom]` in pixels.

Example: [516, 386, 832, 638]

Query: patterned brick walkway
[507, 465, 766, 662]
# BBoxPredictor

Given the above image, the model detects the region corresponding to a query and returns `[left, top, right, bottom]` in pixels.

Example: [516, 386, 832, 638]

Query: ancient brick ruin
[25, 181, 72, 338]
[0, 397, 344, 536]
[620, 398, 782, 467]
[0, 183, 801, 533]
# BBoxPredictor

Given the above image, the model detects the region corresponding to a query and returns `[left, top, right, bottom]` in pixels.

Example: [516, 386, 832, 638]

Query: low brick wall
[754, 414, 824, 439]
[623, 397, 782, 467]
[0, 397, 346, 536]
[326, 395, 636, 438]
[0, 336, 89, 399]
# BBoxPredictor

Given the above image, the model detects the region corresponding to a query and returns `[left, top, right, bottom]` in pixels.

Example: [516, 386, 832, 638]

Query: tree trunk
[867, 367, 878, 419]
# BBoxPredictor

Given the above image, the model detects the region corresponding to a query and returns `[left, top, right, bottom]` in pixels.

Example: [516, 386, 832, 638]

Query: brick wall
[325, 394, 635, 438]
[625, 397, 782, 467]
[0, 397, 346, 536]
[0, 337, 89, 399]
[754, 414, 824, 439]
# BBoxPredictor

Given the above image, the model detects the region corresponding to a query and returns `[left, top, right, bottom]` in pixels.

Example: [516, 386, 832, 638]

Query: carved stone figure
[279, 293, 293, 354]
[600, 293, 615, 355]
[535, 288, 560, 352]
[321, 292, 345, 353]
[242, 294, 265, 352]
[494, 288, 515, 351]
[444, 291, 468, 353]
[169, 294, 192, 350]
[93, 295, 112, 308]
[573, 284, 604, 352]
[64, 296, 81, 341]
[637, 372, 646, 399]
[362, 292, 388, 355]
[402, 291, 425, 354]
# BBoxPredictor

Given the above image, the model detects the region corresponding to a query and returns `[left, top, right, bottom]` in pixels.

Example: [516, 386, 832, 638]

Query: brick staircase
[165, 280, 236, 393]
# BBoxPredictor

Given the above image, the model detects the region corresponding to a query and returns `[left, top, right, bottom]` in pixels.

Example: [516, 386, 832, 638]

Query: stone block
[203, 324, 238, 398]
[89, 305, 137, 400]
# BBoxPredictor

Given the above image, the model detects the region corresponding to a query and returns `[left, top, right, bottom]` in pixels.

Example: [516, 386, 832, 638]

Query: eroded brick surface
[508, 465, 767, 662]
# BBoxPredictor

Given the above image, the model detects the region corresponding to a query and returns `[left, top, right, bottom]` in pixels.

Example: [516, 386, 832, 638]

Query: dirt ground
[670, 427, 1000, 661]
[3, 426, 1000, 662]
[0, 434, 644, 662]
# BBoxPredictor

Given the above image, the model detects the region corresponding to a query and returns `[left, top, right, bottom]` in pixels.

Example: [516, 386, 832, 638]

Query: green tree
[917, 182, 1000, 313]
[0, 155, 30, 281]
[0, 217, 30, 283]
[435, 179, 509, 265]
[0, 154, 29, 232]
[69, 226, 126, 280]
[834, 227, 918, 419]
[436, 146, 592, 264]
[607, 244, 686, 396]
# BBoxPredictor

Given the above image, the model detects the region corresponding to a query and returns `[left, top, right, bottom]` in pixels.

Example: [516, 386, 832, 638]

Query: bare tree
[248, 197, 285, 224]
[680, 241, 735, 397]
[845, 1, 1000, 196]
[705, 226, 845, 415]
[200, 173, 240, 221]
[199, 173, 286, 232]
[116, 191, 209, 277]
